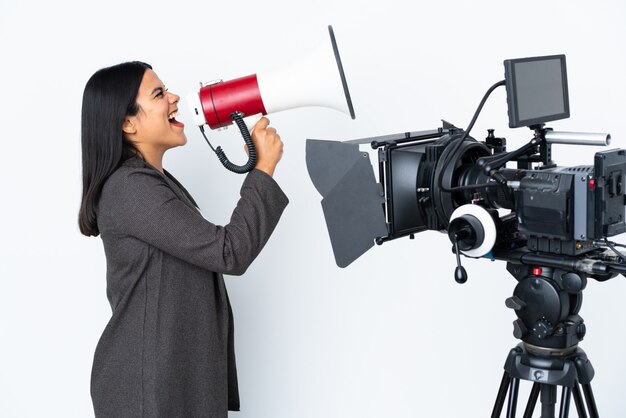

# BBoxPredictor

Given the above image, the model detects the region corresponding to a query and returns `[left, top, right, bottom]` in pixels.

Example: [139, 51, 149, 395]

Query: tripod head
[487, 247, 623, 353]
[505, 264, 586, 351]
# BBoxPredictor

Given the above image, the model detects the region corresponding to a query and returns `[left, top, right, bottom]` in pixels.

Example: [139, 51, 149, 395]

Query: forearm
[220, 169, 289, 274]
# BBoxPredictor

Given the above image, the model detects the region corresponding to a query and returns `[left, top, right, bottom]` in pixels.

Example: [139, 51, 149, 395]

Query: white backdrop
[1, 0, 625, 417]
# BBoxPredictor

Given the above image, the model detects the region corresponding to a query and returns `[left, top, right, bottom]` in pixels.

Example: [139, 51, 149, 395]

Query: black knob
[505, 296, 526, 311]
[455, 266, 468, 284]
[533, 319, 553, 339]
[512, 319, 527, 339]
[562, 273, 584, 293]
[577, 323, 587, 340]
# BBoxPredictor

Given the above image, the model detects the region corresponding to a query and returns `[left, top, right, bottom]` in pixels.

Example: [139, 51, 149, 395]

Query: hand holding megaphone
[187, 25, 355, 174]
[246, 117, 283, 177]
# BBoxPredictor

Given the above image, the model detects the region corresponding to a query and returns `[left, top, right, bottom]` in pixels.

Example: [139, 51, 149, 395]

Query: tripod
[488, 261, 605, 418]
[491, 343, 599, 418]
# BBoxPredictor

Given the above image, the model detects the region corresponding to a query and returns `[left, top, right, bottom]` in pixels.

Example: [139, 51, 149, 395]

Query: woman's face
[123, 69, 187, 151]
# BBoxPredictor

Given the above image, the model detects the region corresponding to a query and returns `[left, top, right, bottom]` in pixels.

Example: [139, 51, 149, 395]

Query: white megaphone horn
[187, 25, 356, 173]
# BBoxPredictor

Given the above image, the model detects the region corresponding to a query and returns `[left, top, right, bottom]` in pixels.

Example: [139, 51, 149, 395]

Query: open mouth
[168, 110, 185, 128]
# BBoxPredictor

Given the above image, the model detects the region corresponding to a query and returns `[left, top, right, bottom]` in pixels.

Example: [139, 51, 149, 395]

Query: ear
[122, 117, 137, 135]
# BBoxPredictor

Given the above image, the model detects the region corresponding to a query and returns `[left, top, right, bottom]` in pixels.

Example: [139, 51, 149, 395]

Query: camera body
[380, 130, 626, 257]
[517, 151, 626, 254]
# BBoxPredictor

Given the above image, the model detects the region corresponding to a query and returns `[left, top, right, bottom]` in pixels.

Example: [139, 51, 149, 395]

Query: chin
[173, 134, 187, 147]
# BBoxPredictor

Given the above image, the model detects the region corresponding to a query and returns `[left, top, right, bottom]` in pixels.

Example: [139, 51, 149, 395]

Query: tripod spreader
[492, 343, 599, 418]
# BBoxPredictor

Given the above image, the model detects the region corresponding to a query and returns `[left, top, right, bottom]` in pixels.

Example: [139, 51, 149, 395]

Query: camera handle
[477, 127, 610, 183]
[476, 135, 543, 183]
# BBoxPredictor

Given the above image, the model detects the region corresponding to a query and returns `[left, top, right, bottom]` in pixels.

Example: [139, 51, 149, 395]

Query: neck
[135, 144, 166, 173]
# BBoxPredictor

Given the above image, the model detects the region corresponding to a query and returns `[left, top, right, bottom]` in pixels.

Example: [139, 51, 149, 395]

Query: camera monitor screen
[504, 55, 570, 128]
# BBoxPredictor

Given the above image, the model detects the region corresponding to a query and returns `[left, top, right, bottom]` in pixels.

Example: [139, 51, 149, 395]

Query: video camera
[307, 57, 626, 415]
[307, 54, 625, 273]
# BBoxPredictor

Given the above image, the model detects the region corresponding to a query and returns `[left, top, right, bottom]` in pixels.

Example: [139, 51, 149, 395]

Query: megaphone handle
[200, 112, 257, 174]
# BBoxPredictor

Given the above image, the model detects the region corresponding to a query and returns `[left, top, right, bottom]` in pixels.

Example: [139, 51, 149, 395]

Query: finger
[253, 117, 270, 132]
[266, 127, 277, 135]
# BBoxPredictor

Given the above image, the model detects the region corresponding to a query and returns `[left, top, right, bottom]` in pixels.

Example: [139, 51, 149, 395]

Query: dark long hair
[79, 61, 152, 236]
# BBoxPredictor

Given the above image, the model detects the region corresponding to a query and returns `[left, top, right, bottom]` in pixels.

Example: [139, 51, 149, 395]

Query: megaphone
[187, 25, 356, 174]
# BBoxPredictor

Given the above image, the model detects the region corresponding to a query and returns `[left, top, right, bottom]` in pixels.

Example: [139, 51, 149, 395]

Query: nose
[168, 92, 180, 105]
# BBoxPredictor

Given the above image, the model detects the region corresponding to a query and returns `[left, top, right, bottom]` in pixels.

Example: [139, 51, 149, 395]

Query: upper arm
[99, 168, 287, 275]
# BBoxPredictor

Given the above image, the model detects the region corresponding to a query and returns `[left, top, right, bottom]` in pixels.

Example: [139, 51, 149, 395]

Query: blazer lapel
[163, 170, 203, 215]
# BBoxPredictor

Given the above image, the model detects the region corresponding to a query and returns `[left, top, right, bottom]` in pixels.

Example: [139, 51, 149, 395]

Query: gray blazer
[91, 156, 288, 418]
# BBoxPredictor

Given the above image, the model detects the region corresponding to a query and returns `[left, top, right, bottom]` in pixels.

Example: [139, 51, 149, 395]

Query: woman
[79, 61, 288, 417]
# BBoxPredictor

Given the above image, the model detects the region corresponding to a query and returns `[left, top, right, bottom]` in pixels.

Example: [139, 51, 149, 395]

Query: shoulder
[99, 157, 172, 214]
[102, 158, 162, 193]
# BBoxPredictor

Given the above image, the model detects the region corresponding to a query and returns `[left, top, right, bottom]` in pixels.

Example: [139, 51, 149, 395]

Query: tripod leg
[581, 383, 600, 418]
[540, 384, 557, 418]
[523, 382, 540, 418]
[492, 372, 512, 418]
[572, 383, 588, 418]
[507, 378, 520, 418]
[559, 386, 572, 418]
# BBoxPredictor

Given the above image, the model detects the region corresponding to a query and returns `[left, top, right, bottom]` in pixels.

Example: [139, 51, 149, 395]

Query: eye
[155, 87, 168, 98]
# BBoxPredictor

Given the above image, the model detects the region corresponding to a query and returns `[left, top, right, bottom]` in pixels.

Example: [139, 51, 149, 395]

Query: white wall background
[1, 0, 625, 417]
